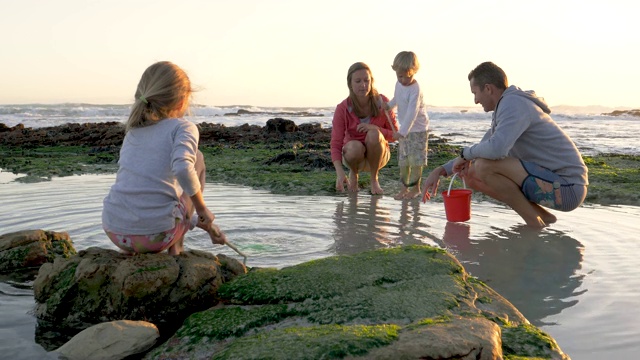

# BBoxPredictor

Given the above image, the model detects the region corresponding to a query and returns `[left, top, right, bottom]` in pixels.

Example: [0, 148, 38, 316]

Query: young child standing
[385, 51, 430, 200]
[102, 61, 226, 255]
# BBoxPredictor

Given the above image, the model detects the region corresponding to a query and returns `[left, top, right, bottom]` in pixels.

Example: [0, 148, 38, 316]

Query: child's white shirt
[388, 80, 429, 137]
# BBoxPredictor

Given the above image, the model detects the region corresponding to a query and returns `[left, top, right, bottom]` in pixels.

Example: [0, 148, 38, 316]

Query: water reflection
[331, 195, 438, 255]
[331, 196, 586, 326]
[441, 222, 585, 326]
[331, 194, 394, 255]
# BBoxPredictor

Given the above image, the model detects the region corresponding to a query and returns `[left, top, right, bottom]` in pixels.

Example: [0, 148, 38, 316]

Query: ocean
[1, 103, 639, 156]
[1, 103, 640, 359]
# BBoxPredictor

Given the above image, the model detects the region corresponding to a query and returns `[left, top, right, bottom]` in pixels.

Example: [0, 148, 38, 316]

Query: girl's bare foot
[168, 237, 184, 255]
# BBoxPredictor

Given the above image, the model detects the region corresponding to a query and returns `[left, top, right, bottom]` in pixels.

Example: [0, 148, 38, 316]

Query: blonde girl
[102, 61, 226, 255]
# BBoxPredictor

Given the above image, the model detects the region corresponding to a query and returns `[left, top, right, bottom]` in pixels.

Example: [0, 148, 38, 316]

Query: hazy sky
[1, 0, 638, 108]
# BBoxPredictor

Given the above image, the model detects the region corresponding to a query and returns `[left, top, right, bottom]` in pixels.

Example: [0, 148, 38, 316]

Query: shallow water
[1, 173, 639, 359]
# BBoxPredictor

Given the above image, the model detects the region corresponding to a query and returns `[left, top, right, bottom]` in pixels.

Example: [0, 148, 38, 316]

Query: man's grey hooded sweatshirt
[445, 85, 588, 186]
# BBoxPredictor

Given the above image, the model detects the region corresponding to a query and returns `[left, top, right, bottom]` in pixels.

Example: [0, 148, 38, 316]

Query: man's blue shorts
[520, 160, 587, 212]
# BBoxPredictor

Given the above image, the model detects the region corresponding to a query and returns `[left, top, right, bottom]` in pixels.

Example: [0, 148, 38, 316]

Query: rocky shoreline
[601, 109, 640, 117]
[1, 118, 639, 206]
[1, 229, 569, 359]
[0, 118, 331, 148]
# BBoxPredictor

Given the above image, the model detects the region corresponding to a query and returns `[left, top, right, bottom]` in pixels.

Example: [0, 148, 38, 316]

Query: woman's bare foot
[348, 171, 359, 192]
[371, 180, 384, 195]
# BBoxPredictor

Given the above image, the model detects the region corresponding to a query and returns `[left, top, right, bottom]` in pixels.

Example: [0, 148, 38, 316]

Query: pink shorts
[104, 199, 191, 254]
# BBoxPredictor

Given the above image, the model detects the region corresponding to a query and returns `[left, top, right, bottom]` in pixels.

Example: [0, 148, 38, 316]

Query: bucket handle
[446, 173, 466, 196]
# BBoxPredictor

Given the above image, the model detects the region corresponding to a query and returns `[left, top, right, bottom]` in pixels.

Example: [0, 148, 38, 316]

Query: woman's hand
[356, 123, 377, 132]
[336, 172, 349, 192]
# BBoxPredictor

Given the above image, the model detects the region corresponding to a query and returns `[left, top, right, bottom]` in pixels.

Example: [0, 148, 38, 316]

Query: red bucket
[441, 173, 472, 222]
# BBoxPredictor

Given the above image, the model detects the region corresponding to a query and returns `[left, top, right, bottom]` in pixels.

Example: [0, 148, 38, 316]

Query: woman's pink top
[330, 95, 398, 162]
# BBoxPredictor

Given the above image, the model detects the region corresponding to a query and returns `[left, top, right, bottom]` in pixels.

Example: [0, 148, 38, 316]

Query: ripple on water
[1, 175, 640, 359]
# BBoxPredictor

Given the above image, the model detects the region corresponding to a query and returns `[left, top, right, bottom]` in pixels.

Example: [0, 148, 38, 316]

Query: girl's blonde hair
[391, 51, 420, 77]
[125, 61, 192, 132]
[346, 62, 380, 118]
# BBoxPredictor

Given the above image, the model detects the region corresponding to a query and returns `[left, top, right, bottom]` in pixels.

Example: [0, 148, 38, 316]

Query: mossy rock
[0, 229, 77, 275]
[147, 245, 568, 359]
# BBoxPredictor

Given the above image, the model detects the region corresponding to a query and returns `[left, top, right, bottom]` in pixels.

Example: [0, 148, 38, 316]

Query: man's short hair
[468, 62, 508, 90]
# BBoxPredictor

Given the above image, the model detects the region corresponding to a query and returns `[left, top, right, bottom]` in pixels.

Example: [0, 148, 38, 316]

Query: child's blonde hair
[391, 51, 420, 77]
[126, 61, 192, 132]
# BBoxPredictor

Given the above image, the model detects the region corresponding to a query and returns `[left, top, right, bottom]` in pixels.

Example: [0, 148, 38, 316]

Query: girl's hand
[196, 208, 215, 228]
[208, 224, 227, 245]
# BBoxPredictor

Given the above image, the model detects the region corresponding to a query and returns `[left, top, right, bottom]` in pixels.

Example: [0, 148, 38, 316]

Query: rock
[0, 119, 331, 150]
[266, 117, 298, 133]
[0, 229, 76, 274]
[52, 320, 159, 360]
[0, 122, 125, 147]
[146, 245, 569, 359]
[33, 247, 247, 340]
[354, 316, 502, 360]
[601, 109, 640, 117]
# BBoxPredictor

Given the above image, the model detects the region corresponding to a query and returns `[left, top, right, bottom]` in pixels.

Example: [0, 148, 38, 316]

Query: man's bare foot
[532, 204, 557, 224]
[371, 180, 384, 195]
[524, 215, 547, 229]
[348, 171, 359, 192]
[540, 213, 557, 225]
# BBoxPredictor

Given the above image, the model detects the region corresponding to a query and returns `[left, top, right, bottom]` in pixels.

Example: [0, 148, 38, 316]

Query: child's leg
[394, 165, 410, 200]
[168, 151, 207, 255]
[404, 165, 424, 199]
[183, 150, 207, 220]
[403, 131, 428, 199]
[394, 139, 410, 200]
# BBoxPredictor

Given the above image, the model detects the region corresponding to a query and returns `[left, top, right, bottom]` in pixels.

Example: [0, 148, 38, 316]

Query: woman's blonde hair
[125, 61, 192, 132]
[346, 62, 380, 118]
[391, 51, 420, 77]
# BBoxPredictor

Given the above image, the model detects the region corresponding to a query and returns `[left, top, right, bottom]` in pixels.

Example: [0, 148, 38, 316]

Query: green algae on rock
[147, 245, 568, 359]
[0, 230, 77, 274]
